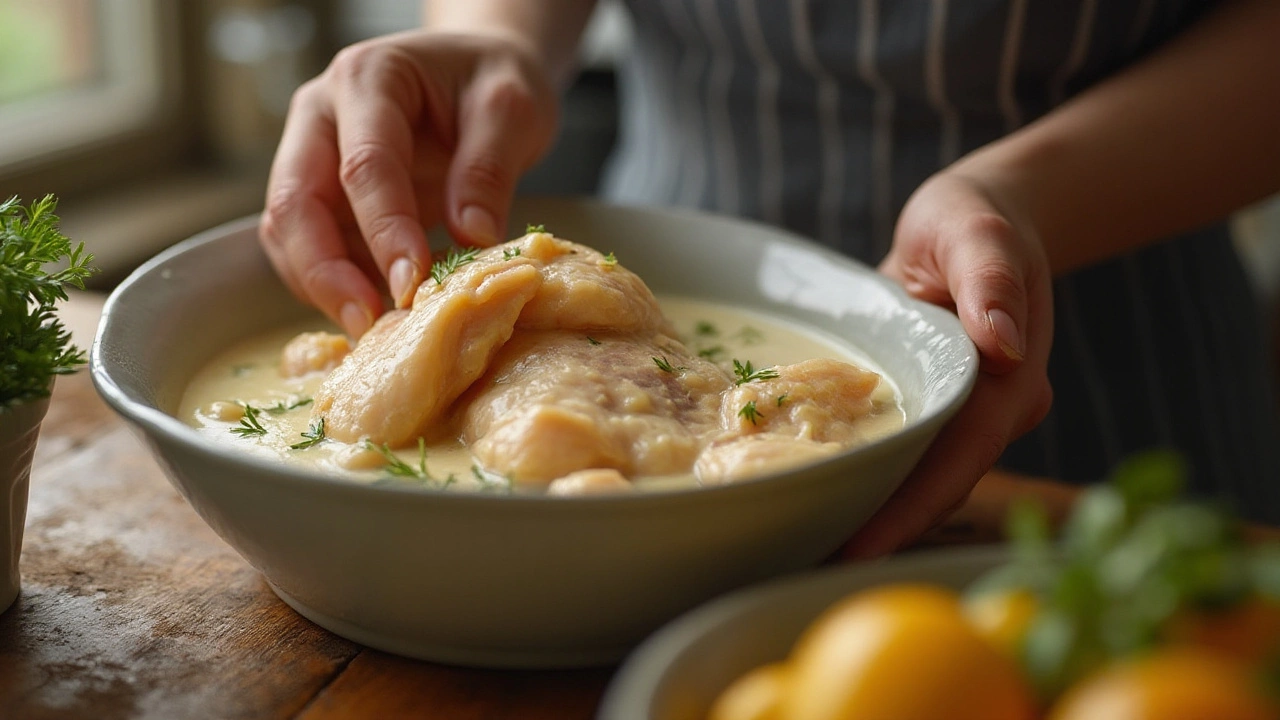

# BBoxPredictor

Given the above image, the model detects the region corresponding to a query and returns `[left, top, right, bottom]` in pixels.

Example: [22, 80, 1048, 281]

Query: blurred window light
[0, 0, 164, 169]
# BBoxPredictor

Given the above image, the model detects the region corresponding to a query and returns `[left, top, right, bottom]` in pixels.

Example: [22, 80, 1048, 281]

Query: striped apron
[601, 0, 1280, 522]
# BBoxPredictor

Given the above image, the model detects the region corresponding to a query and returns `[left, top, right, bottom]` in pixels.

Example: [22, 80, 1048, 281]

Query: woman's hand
[847, 171, 1055, 558]
[258, 30, 559, 337]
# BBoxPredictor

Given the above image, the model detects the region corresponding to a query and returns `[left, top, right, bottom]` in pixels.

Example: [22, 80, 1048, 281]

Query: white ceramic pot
[0, 394, 50, 614]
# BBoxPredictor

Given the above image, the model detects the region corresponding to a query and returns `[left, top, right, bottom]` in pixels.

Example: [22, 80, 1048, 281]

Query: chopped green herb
[289, 418, 326, 449]
[732, 359, 780, 385]
[697, 345, 726, 361]
[776, 393, 789, 407]
[230, 404, 268, 437]
[602, 251, 618, 267]
[430, 246, 480, 284]
[472, 465, 513, 493]
[265, 396, 313, 415]
[694, 320, 719, 337]
[525, 223, 546, 234]
[653, 356, 684, 374]
[738, 400, 764, 425]
[503, 246, 522, 260]
[365, 437, 431, 479]
[586, 336, 602, 346]
[732, 326, 765, 345]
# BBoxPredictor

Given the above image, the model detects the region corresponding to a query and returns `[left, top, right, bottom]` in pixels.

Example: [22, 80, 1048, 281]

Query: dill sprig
[694, 321, 718, 337]
[525, 223, 546, 234]
[0, 195, 96, 406]
[776, 393, 789, 407]
[366, 437, 431, 478]
[503, 246, 522, 260]
[471, 465, 513, 493]
[289, 418, 326, 450]
[586, 336, 602, 346]
[731, 326, 765, 345]
[653, 356, 684, 374]
[732, 359, 780, 386]
[430, 246, 480, 284]
[697, 345, 726, 361]
[230, 404, 269, 437]
[601, 251, 618, 268]
[738, 400, 764, 425]
[266, 396, 312, 415]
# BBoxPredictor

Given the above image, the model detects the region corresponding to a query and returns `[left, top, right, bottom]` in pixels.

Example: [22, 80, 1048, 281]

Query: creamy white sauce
[178, 297, 904, 493]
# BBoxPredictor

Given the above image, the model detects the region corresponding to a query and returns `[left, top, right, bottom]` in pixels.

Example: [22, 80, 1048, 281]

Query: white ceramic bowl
[90, 196, 977, 668]
[598, 545, 1006, 720]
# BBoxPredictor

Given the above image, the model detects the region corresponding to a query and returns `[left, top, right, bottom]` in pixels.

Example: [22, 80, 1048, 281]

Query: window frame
[0, 0, 197, 202]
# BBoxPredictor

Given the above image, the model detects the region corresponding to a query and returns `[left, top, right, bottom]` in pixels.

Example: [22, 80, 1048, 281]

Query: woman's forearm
[954, 0, 1280, 275]
[423, 0, 598, 88]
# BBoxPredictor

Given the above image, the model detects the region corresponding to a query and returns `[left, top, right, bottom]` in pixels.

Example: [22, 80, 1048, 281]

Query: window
[0, 0, 170, 176]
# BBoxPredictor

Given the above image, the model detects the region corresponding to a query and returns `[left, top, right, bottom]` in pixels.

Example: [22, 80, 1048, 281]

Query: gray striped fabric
[601, 0, 1280, 522]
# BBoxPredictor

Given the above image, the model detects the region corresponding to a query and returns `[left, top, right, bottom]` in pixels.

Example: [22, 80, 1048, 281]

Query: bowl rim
[597, 544, 1009, 719]
[90, 197, 978, 507]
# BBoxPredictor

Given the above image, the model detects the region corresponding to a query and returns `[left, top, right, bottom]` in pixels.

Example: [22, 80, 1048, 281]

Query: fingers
[842, 367, 1052, 559]
[261, 84, 383, 337]
[941, 213, 1036, 374]
[328, 43, 434, 308]
[445, 63, 556, 247]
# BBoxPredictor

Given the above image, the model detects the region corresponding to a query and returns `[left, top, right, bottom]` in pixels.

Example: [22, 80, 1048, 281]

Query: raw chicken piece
[313, 259, 543, 445]
[716, 358, 881, 442]
[695, 434, 843, 486]
[313, 232, 674, 447]
[459, 330, 732, 487]
[279, 331, 351, 377]
[511, 232, 672, 334]
[694, 358, 884, 484]
[546, 469, 635, 496]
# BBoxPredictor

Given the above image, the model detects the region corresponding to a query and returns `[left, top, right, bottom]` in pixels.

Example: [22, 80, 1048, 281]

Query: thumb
[942, 215, 1035, 375]
[445, 77, 553, 247]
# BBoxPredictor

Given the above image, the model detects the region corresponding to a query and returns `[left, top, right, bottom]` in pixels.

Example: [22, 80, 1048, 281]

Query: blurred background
[1, 0, 1278, 305]
[0, 0, 629, 286]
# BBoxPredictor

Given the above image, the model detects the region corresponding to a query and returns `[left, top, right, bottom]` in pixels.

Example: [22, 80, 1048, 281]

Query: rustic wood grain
[0, 293, 611, 719]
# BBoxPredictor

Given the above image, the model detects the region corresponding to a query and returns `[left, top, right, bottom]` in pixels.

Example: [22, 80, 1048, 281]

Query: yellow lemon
[708, 662, 789, 720]
[965, 586, 1040, 658]
[781, 584, 1037, 720]
[1048, 647, 1278, 720]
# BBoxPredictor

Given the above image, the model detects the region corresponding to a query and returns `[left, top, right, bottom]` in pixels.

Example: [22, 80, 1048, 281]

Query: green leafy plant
[0, 195, 95, 407]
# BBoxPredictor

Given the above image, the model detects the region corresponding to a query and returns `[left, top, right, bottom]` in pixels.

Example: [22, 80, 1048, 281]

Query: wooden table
[0, 292, 1064, 719]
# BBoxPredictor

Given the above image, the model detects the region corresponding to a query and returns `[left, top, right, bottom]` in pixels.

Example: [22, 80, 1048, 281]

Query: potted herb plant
[1, 195, 93, 614]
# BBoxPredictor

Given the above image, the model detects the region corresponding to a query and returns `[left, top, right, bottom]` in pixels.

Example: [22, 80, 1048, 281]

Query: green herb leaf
[471, 465, 513, 493]
[503, 246, 522, 260]
[265, 396, 313, 415]
[586, 336, 602, 346]
[653, 356, 684, 374]
[694, 321, 719, 337]
[697, 345, 726, 361]
[0, 195, 97, 406]
[365, 437, 431, 479]
[289, 418, 326, 449]
[602, 251, 618, 267]
[732, 359, 780, 385]
[430, 246, 480, 284]
[776, 393, 789, 407]
[731, 326, 764, 345]
[230, 404, 268, 437]
[525, 223, 546, 234]
[738, 400, 763, 425]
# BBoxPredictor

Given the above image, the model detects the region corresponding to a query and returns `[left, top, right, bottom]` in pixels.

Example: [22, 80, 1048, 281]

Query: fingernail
[388, 257, 421, 309]
[460, 205, 499, 246]
[340, 301, 373, 338]
[987, 308, 1024, 361]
